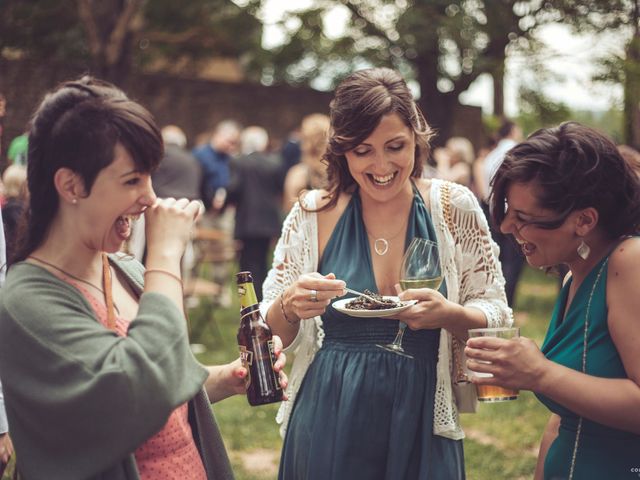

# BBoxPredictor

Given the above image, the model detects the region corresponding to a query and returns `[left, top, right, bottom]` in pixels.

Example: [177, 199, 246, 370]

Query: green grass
[0, 265, 558, 480]
[462, 266, 558, 480]
[191, 265, 559, 480]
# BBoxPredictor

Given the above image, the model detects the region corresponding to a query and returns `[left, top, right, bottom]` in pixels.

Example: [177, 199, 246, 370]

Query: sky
[257, 0, 626, 115]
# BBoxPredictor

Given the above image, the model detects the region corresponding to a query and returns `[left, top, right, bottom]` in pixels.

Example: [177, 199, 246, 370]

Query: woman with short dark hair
[0, 77, 286, 480]
[467, 122, 640, 479]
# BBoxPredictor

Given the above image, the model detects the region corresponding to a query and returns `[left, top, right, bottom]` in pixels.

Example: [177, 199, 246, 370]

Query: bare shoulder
[414, 178, 432, 200]
[608, 237, 640, 278]
[316, 189, 351, 223]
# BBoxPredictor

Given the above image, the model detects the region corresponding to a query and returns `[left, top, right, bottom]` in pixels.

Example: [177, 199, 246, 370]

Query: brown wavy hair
[314, 67, 433, 212]
[491, 122, 640, 238]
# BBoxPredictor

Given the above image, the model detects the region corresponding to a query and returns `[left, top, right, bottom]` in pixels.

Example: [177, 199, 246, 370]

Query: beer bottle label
[267, 340, 282, 390]
[237, 281, 258, 311]
[239, 345, 253, 389]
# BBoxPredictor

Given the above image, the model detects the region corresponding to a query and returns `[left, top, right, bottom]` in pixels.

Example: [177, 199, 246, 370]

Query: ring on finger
[310, 289, 319, 302]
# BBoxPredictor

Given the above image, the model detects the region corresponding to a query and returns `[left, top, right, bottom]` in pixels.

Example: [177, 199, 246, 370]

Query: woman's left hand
[464, 335, 548, 392]
[393, 287, 459, 330]
[206, 335, 288, 403]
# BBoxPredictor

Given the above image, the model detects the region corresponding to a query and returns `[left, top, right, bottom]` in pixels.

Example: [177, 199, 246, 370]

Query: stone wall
[0, 58, 485, 162]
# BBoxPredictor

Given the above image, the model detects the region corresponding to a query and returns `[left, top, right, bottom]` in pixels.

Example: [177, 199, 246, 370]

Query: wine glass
[377, 238, 442, 358]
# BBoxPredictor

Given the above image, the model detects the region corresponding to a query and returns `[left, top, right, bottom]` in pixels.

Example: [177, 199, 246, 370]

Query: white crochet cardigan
[260, 179, 512, 440]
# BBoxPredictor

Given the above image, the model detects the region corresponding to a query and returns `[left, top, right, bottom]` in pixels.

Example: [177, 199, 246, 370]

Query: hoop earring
[577, 240, 590, 260]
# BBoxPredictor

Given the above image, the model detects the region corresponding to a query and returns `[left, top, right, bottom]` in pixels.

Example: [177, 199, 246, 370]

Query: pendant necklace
[364, 220, 407, 256]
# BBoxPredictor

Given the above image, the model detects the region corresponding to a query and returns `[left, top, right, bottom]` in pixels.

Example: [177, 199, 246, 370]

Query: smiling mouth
[516, 239, 536, 256]
[115, 214, 142, 240]
[368, 172, 397, 186]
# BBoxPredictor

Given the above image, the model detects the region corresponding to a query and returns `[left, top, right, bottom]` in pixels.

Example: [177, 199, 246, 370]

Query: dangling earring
[577, 240, 590, 260]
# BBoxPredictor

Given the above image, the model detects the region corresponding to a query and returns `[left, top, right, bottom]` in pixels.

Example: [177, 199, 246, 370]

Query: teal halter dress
[278, 187, 465, 479]
[536, 253, 640, 479]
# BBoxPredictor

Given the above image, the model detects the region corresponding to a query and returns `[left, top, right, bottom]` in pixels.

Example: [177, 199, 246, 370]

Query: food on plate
[344, 290, 401, 310]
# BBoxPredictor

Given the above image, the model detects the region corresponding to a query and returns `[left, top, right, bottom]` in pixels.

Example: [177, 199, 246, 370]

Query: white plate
[331, 296, 417, 318]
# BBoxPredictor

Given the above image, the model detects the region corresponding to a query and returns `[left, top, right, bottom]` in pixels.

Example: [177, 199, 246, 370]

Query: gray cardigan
[0, 254, 233, 479]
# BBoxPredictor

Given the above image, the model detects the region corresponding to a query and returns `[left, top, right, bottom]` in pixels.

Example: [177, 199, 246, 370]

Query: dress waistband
[321, 318, 440, 360]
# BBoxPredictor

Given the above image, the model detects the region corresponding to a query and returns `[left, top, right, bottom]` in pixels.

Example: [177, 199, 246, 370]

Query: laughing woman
[0, 77, 286, 480]
[466, 122, 640, 479]
[261, 68, 511, 479]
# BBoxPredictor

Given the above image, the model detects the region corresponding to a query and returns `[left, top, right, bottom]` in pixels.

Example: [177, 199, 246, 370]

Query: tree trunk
[76, 0, 141, 85]
[415, 57, 457, 146]
[625, 1, 640, 149]
[492, 60, 505, 117]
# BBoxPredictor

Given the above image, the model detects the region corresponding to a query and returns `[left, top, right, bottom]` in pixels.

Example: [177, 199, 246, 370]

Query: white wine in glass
[378, 238, 442, 358]
[399, 277, 443, 291]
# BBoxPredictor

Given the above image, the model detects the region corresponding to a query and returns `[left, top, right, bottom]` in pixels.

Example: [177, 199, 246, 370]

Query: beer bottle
[236, 271, 283, 406]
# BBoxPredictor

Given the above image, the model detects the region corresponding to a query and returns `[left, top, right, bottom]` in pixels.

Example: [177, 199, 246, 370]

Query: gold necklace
[364, 220, 408, 256]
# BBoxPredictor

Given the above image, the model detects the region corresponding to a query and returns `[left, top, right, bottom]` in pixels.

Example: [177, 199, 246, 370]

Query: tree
[548, 0, 639, 147]
[262, 0, 560, 143]
[0, 0, 264, 84]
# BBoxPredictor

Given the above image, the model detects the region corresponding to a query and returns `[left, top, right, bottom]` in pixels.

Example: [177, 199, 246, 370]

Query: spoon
[344, 287, 393, 306]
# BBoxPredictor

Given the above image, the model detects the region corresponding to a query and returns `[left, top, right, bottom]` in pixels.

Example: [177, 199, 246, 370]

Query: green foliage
[516, 86, 571, 135]
[0, 0, 266, 79]
[0, 0, 88, 63]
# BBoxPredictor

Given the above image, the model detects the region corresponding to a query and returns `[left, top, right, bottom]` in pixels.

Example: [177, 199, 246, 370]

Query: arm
[261, 200, 310, 348]
[204, 338, 288, 403]
[535, 239, 640, 433]
[398, 183, 511, 339]
[0, 272, 207, 476]
[534, 414, 560, 480]
[466, 240, 640, 433]
[261, 196, 344, 349]
[144, 198, 202, 312]
[449, 184, 511, 337]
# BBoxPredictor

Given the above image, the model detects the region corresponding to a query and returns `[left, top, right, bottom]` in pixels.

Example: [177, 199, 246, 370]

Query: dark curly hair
[490, 122, 640, 238]
[12, 76, 162, 266]
[315, 67, 433, 212]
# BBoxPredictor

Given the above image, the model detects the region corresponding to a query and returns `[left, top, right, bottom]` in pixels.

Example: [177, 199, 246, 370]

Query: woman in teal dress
[261, 68, 511, 478]
[466, 122, 640, 479]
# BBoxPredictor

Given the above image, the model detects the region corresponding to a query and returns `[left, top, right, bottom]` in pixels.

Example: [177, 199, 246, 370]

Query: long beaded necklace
[567, 258, 607, 480]
[29, 254, 120, 323]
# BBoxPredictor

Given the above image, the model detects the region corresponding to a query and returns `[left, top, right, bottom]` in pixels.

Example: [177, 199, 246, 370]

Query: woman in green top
[0, 77, 286, 479]
[466, 122, 640, 479]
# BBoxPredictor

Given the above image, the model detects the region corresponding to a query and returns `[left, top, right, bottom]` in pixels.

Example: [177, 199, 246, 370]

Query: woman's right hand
[0, 433, 13, 464]
[144, 198, 203, 260]
[282, 272, 346, 321]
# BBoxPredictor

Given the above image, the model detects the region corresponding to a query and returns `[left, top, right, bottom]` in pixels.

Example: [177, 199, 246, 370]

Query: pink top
[65, 278, 207, 480]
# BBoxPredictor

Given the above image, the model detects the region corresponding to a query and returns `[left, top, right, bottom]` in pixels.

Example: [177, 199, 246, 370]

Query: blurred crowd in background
[2, 89, 640, 312]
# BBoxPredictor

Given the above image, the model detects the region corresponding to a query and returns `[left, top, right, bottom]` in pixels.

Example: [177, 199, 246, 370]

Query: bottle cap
[236, 271, 253, 284]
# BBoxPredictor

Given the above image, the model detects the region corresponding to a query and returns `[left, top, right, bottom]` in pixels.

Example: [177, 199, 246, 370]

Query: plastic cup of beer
[468, 327, 520, 402]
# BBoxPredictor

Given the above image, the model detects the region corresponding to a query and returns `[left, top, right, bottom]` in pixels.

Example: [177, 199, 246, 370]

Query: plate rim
[331, 296, 417, 318]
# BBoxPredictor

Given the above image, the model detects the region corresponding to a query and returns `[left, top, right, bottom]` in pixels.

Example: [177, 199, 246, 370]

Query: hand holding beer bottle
[236, 271, 287, 406]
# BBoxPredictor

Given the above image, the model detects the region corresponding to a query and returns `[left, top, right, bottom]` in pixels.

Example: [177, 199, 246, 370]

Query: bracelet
[144, 268, 183, 287]
[280, 292, 300, 325]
